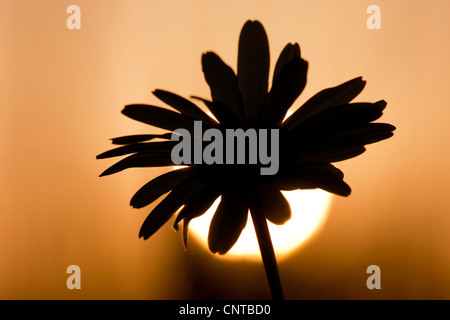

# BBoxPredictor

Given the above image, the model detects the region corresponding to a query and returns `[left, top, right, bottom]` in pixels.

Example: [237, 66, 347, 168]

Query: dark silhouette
[97, 20, 395, 300]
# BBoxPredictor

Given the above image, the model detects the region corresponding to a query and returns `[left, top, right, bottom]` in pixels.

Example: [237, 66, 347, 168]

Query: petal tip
[240, 20, 268, 39]
[130, 202, 140, 209]
[98, 170, 109, 177]
[243, 19, 262, 26]
[375, 99, 388, 111]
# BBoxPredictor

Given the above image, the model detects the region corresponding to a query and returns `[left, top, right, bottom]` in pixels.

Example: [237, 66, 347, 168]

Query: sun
[188, 189, 332, 260]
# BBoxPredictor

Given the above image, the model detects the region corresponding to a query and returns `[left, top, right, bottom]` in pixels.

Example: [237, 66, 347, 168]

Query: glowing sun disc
[188, 189, 331, 260]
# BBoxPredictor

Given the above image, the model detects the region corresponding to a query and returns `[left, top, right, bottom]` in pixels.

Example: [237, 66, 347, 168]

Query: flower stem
[250, 190, 284, 300]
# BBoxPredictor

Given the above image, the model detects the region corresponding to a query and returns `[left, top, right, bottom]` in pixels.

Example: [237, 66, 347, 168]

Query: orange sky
[1, 0, 450, 299]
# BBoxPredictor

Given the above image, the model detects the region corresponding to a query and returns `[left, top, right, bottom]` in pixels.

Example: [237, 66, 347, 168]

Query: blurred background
[1, 0, 450, 299]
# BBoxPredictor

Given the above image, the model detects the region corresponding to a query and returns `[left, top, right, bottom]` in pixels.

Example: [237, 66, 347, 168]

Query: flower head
[98, 20, 395, 298]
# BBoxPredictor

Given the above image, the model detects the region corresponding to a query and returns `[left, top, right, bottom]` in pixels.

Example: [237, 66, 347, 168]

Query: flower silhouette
[97, 20, 395, 299]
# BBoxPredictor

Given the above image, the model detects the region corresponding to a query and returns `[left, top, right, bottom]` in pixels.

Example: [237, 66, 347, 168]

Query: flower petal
[152, 89, 217, 127]
[122, 104, 196, 132]
[202, 52, 243, 122]
[264, 57, 308, 126]
[139, 177, 205, 240]
[261, 185, 292, 225]
[273, 43, 301, 82]
[288, 100, 387, 142]
[130, 167, 194, 209]
[237, 20, 270, 121]
[283, 77, 366, 130]
[110, 133, 172, 145]
[208, 192, 248, 254]
[172, 187, 220, 248]
[325, 123, 396, 147]
[99, 152, 173, 177]
[280, 163, 351, 197]
[173, 188, 219, 228]
[190, 96, 239, 126]
[96, 141, 175, 159]
[302, 146, 367, 163]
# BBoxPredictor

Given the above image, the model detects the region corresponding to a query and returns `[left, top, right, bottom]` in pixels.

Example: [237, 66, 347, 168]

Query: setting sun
[189, 189, 332, 259]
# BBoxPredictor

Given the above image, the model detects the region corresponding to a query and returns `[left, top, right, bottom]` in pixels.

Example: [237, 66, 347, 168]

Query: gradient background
[1, 0, 450, 299]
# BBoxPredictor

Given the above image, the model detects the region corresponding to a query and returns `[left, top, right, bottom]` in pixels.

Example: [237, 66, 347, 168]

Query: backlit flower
[97, 20, 395, 299]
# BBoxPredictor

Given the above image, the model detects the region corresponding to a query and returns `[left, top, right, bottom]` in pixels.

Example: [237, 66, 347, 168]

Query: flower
[97, 20, 395, 299]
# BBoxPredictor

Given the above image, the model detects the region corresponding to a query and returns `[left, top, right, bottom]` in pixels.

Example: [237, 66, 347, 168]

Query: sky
[1, 0, 450, 299]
